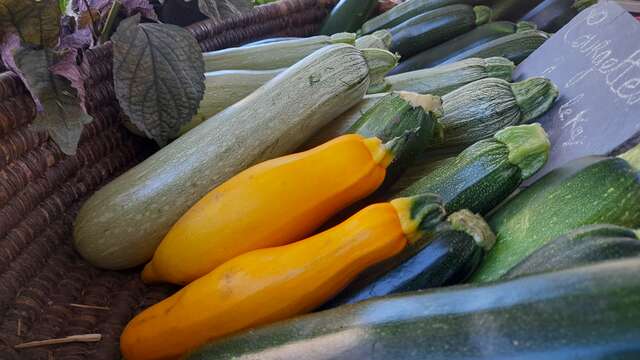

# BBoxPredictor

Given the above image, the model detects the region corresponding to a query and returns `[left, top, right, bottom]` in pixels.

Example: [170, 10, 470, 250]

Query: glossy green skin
[349, 94, 440, 184]
[398, 139, 521, 215]
[389, 5, 478, 58]
[441, 30, 549, 65]
[185, 258, 640, 360]
[491, 0, 544, 21]
[390, 21, 518, 74]
[503, 224, 640, 280]
[361, 0, 481, 34]
[320, 0, 378, 35]
[323, 228, 483, 308]
[473, 156, 640, 282]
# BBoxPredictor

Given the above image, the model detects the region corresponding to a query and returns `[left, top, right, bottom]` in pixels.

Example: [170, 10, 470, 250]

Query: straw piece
[69, 303, 110, 311]
[14, 334, 102, 349]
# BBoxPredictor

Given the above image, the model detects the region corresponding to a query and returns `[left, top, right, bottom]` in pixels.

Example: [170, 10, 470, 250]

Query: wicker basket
[0, 1, 335, 358]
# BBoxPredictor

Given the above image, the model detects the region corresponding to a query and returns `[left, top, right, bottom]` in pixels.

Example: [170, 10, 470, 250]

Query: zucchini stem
[494, 124, 550, 179]
[516, 21, 538, 32]
[391, 194, 446, 244]
[362, 48, 400, 90]
[619, 143, 640, 171]
[447, 210, 496, 251]
[511, 77, 559, 123]
[473, 6, 492, 26]
[329, 32, 358, 45]
[573, 0, 597, 12]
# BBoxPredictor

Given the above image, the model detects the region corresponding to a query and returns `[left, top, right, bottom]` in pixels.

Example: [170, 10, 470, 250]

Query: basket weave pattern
[0, 0, 335, 358]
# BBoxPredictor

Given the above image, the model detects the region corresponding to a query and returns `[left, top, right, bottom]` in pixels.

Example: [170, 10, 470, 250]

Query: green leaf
[198, 0, 252, 21]
[59, 0, 70, 13]
[0, 0, 61, 48]
[13, 46, 93, 155]
[112, 14, 205, 146]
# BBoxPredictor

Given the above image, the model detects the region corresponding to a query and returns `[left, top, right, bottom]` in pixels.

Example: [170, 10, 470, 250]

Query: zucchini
[503, 224, 640, 280]
[242, 37, 300, 47]
[73, 45, 396, 270]
[441, 29, 550, 65]
[490, 0, 544, 21]
[186, 258, 640, 360]
[355, 30, 392, 50]
[380, 57, 515, 96]
[472, 143, 640, 282]
[180, 69, 283, 134]
[361, 0, 484, 35]
[348, 92, 443, 184]
[397, 124, 550, 214]
[202, 33, 356, 72]
[522, 0, 598, 33]
[389, 5, 492, 58]
[320, 0, 379, 35]
[324, 210, 495, 308]
[389, 21, 532, 74]
[435, 76, 558, 147]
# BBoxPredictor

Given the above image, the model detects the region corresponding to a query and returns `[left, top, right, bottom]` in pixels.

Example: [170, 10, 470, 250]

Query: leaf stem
[99, 0, 122, 44]
[81, 0, 99, 41]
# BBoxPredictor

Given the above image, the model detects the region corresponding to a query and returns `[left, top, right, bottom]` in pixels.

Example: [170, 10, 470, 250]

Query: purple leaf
[0, 34, 44, 111]
[59, 27, 94, 48]
[122, 0, 158, 21]
[50, 48, 90, 114]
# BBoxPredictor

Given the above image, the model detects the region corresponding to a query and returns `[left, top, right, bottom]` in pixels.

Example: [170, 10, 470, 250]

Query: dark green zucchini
[522, 0, 598, 33]
[349, 92, 443, 185]
[389, 5, 492, 58]
[320, 0, 379, 35]
[323, 210, 495, 308]
[472, 143, 640, 283]
[361, 0, 485, 35]
[397, 124, 550, 214]
[389, 21, 532, 74]
[490, 0, 544, 21]
[441, 29, 550, 65]
[186, 258, 640, 360]
[503, 224, 640, 280]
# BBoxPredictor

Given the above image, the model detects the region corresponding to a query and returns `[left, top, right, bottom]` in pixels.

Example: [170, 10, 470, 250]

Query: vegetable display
[142, 134, 409, 285]
[121, 194, 447, 360]
[389, 5, 492, 58]
[381, 57, 515, 96]
[186, 258, 640, 360]
[202, 33, 356, 72]
[503, 224, 640, 280]
[472, 143, 640, 282]
[74, 45, 396, 270]
[398, 124, 550, 214]
[389, 21, 533, 73]
[324, 209, 495, 308]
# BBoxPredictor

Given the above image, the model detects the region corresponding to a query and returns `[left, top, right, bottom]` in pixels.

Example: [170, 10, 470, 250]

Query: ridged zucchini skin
[390, 21, 525, 74]
[397, 124, 549, 214]
[73, 45, 376, 270]
[349, 92, 442, 185]
[361, 0, 484, 35]
[441, 29, 550, 65]
[324, 210, 494, 308]
[382, 57, 515, 96]
[389, 5, 491, 58]
[319, 0, 378, 35]
[186, 258, 640, 360]
[436, 76, 558, 147]
[522, 0, 598, 33]
[503, 224, 640, 280]
[202, 33, 356, 72]
[472, 147, 640, 282]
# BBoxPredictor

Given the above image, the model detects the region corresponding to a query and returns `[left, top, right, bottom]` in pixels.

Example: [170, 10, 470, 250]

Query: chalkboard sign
[514, 1, 640, 183]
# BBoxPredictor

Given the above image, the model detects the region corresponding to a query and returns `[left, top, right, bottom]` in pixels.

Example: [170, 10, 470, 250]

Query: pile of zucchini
[66, 1, 640, 359]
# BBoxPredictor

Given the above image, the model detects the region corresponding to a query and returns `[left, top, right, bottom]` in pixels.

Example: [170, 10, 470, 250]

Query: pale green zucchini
[202, 33, 356, 72]
[376, 57, 515, 96]
[180, 69, 284, 134]
[436, 76, 558, 147]
[355, 30, 392, 50]
[73, 45, 393, 269]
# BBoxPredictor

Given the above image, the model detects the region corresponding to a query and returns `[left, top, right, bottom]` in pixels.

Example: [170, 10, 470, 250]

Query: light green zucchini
[376, 57, 515, 96]
[202, 33, 356, 72]
[355, 30, 392, 50]
[180, 69, 284, 134]
[73, 45, 394, 270]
